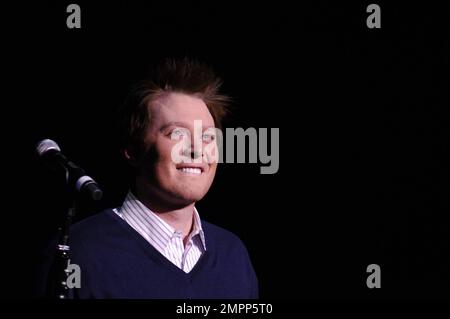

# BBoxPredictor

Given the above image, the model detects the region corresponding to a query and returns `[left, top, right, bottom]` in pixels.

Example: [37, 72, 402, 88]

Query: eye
[170, 128, 190, 140]
[202, 133, 216, 143]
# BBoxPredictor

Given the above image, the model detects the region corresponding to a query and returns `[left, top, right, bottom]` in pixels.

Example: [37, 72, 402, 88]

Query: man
[39, 58, 258, 299]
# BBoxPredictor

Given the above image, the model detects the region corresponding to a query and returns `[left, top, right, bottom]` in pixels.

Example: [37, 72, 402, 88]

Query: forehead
[149, 92, 214, 127]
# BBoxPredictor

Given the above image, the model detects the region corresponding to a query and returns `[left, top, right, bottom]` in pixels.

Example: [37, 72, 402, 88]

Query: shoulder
[202, 220, 240, 242]
[70, 209, 119, 238]
[68, 209, 126, 254]
[201, 220, 259, 297]
[201, 220, 251, 256]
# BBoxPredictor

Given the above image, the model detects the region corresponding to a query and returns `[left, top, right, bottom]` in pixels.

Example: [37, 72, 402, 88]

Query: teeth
[178, 168, 202, 175]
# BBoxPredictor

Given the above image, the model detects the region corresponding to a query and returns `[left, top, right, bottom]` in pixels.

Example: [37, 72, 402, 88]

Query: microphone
[36, 139, 103, 201]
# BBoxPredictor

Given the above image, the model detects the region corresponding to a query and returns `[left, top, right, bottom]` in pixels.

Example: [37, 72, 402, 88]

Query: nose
[190, 149, 201, 160]
[181, 146, 202, 160]
[191, 133, 203, 160]
[180, 131, 204, 160]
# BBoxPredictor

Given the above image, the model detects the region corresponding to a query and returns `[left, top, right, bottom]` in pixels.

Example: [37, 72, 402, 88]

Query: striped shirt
[114, 191, 206, 273]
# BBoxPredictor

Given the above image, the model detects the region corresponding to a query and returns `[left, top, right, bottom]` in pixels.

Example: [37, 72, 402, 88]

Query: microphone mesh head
[36, 139, 61, 157]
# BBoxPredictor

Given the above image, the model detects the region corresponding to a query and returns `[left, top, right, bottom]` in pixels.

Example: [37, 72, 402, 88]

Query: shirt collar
[119, 191, 206, 251]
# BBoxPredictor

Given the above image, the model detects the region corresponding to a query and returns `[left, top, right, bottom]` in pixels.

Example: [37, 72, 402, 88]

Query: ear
[123, 148, 140, 167]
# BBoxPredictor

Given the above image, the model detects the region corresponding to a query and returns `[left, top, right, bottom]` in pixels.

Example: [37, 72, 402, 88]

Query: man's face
[132, 92, 218, 208]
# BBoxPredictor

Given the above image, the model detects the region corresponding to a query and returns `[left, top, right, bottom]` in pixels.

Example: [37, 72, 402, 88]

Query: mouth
[176, 165, 205, 175]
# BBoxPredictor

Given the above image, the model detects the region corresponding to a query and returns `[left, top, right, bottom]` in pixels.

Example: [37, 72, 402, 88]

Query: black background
[2, 1, 449, 299]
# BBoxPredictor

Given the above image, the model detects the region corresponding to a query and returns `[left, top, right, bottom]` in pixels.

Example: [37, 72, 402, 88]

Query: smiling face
[128, 92, 218, 209]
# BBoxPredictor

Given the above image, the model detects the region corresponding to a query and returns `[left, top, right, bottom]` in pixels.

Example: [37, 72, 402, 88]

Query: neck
[132, 185, 195, 242]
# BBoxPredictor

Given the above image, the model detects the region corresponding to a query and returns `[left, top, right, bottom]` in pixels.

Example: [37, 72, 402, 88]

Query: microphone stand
[52, 168, 79, 299]
[54, 198, 77, 299]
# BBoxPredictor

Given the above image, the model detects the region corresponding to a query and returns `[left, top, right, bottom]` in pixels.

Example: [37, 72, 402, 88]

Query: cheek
[154, 139, 179, 166]
[137, 141, 177, 178]
[203, 142, 219, 164]
[207, 163, 218, 179]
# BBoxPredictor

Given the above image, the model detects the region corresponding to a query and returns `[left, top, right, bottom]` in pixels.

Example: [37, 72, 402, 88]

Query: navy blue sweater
[41, 209, 258, 299]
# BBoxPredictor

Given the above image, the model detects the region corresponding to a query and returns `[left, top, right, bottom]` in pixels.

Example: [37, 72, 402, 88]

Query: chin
[176, 190, 206, 203]
[166, 185, 208, 204]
